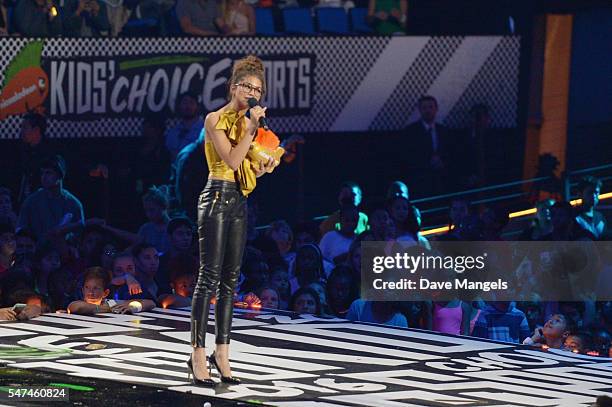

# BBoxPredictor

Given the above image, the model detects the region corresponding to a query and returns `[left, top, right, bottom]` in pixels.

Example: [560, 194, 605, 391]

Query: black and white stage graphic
[0, 308, 611, 406]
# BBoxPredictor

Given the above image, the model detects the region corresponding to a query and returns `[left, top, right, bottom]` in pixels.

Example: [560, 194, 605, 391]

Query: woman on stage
[188, 55, 277, 386]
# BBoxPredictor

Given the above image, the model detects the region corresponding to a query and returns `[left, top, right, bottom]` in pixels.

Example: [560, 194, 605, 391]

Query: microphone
[247, 98, 270, 131]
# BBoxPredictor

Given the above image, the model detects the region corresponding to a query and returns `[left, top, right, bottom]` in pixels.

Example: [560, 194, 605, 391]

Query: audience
[575, 176, 606, 240]
[319, 182, 368, 236]
[0, 222, 16, 275]
[62, 0, 111, 36]
[405, 95, 451, 197]
[367, 0, 406, 35]
[319, 204, 358, 263]
[176, 0, 221, 36]
[290, 287, 321, 316]
[219, 0, 255, 35]
[164, 92, 204, 161]
[17, 155, 84, 242]
[13, 0, 62, 36]
[0, 102, 609, 364]
[0, 187, 17, 228]
[138, 186, 172, 254]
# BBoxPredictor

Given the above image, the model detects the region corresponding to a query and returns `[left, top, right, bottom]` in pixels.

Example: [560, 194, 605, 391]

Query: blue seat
[255, 7, 276, 35]
[350, 7, 373, 34]
[316, 7, 348, 34]
[282, 8, 315, 35]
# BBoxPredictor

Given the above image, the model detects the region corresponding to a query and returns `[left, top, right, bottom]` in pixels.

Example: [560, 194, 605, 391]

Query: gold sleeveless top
[204, 109, 257, 196]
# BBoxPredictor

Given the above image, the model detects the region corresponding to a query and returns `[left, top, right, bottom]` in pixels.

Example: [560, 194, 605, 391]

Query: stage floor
[0, 307, 611, 406]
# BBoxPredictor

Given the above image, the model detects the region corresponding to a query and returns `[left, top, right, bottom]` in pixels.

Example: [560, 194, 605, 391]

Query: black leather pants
[191, 179, 247, 347]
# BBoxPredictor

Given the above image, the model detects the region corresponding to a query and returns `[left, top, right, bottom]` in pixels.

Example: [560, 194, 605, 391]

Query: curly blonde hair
[229, 55, 266, 98]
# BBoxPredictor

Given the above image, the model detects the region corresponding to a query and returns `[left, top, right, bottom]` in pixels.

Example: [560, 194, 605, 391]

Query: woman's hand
[246, 106, 267, 138]
[254, 157, 276, 178]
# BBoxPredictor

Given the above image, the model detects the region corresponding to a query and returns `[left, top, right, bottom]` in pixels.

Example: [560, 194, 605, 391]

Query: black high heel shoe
[209, 352, 241, 384]
[186, 355, 216, 387]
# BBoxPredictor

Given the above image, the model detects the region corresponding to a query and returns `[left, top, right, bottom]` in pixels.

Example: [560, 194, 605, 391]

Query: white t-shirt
[318, 231, 354, 263]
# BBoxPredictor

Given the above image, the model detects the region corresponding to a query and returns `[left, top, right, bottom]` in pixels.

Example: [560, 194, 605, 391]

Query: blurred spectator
[425, 300, 472, 336]
[269, 266, 290, 310]
[367, 208, 395, 241]
[156, 216, 196, 295]
[453, 104, 507, 189]
[480, 205, 509, 241]
[575, 176, 606, 240]
[31, 241, 61, 303]
[319, 205, 358, 263]
[17, 155, 84, 242]
[219, 0, 254, 35]
[519, 199, 554, 241]
[174, 129, 207, 222]
[405, 95, 450, 197]
[386, 180, 409, 201]
[367, 0, 406, 35]
[540, 201, 583, 241]
[0, 0, 9, 35]
[158, 267, 195, 309]
[62, 0, 110, 36]
[326, 265, 358, 318]
[319, 182, 368, 237]
[563, 331, 591, 354]
[347, 299, 408, 327]
[0, 187, 17, 228]
[316, 0, 355, 10]
[108, 252, 143, 299]
[308, 281, 332, 316]
[132, 242, 160, 298]
[239, 256, 270, 296]
[289, 244, 324, 294]
[290, 286, 321, 316]
[135, 115, 170, 195]
[105, 0, 130, 36]
[121, 0, 174, 36]
[176, 0, 221, 36]
[394, 201, 429, 248]
[0, 222, 16, 275]
[165, 92, 204, 161]
[15, 229, 36, 266]
[138, 186, 171, 254]
[472, 301, 530, 344]
[438, 197, 470, 241]
[257, 285, 280, 310]
[266, 220, 294, 266]
[17, 113, 54, 205]
[13, 0, 62, 36]
[293, 221, 320, 249]
[528, 153, 563, 204]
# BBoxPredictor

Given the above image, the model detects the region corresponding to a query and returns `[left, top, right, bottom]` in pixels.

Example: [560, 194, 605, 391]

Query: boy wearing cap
[16, 155, 84, 241]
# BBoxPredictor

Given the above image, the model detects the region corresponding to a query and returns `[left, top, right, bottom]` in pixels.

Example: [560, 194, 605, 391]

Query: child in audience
[257, 286, 280, 310]
[158, 269, 195, 309]
[68, 267, 154, 315]
[290, 287, 321, 316]
[523, 313, 573, 349]
[347, 299, 408, 328]
[472, 301, 531, 344]
[270, 266, 290, 310]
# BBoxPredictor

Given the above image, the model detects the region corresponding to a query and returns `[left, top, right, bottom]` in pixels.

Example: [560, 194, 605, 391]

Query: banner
[0, 36, 520, 138]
